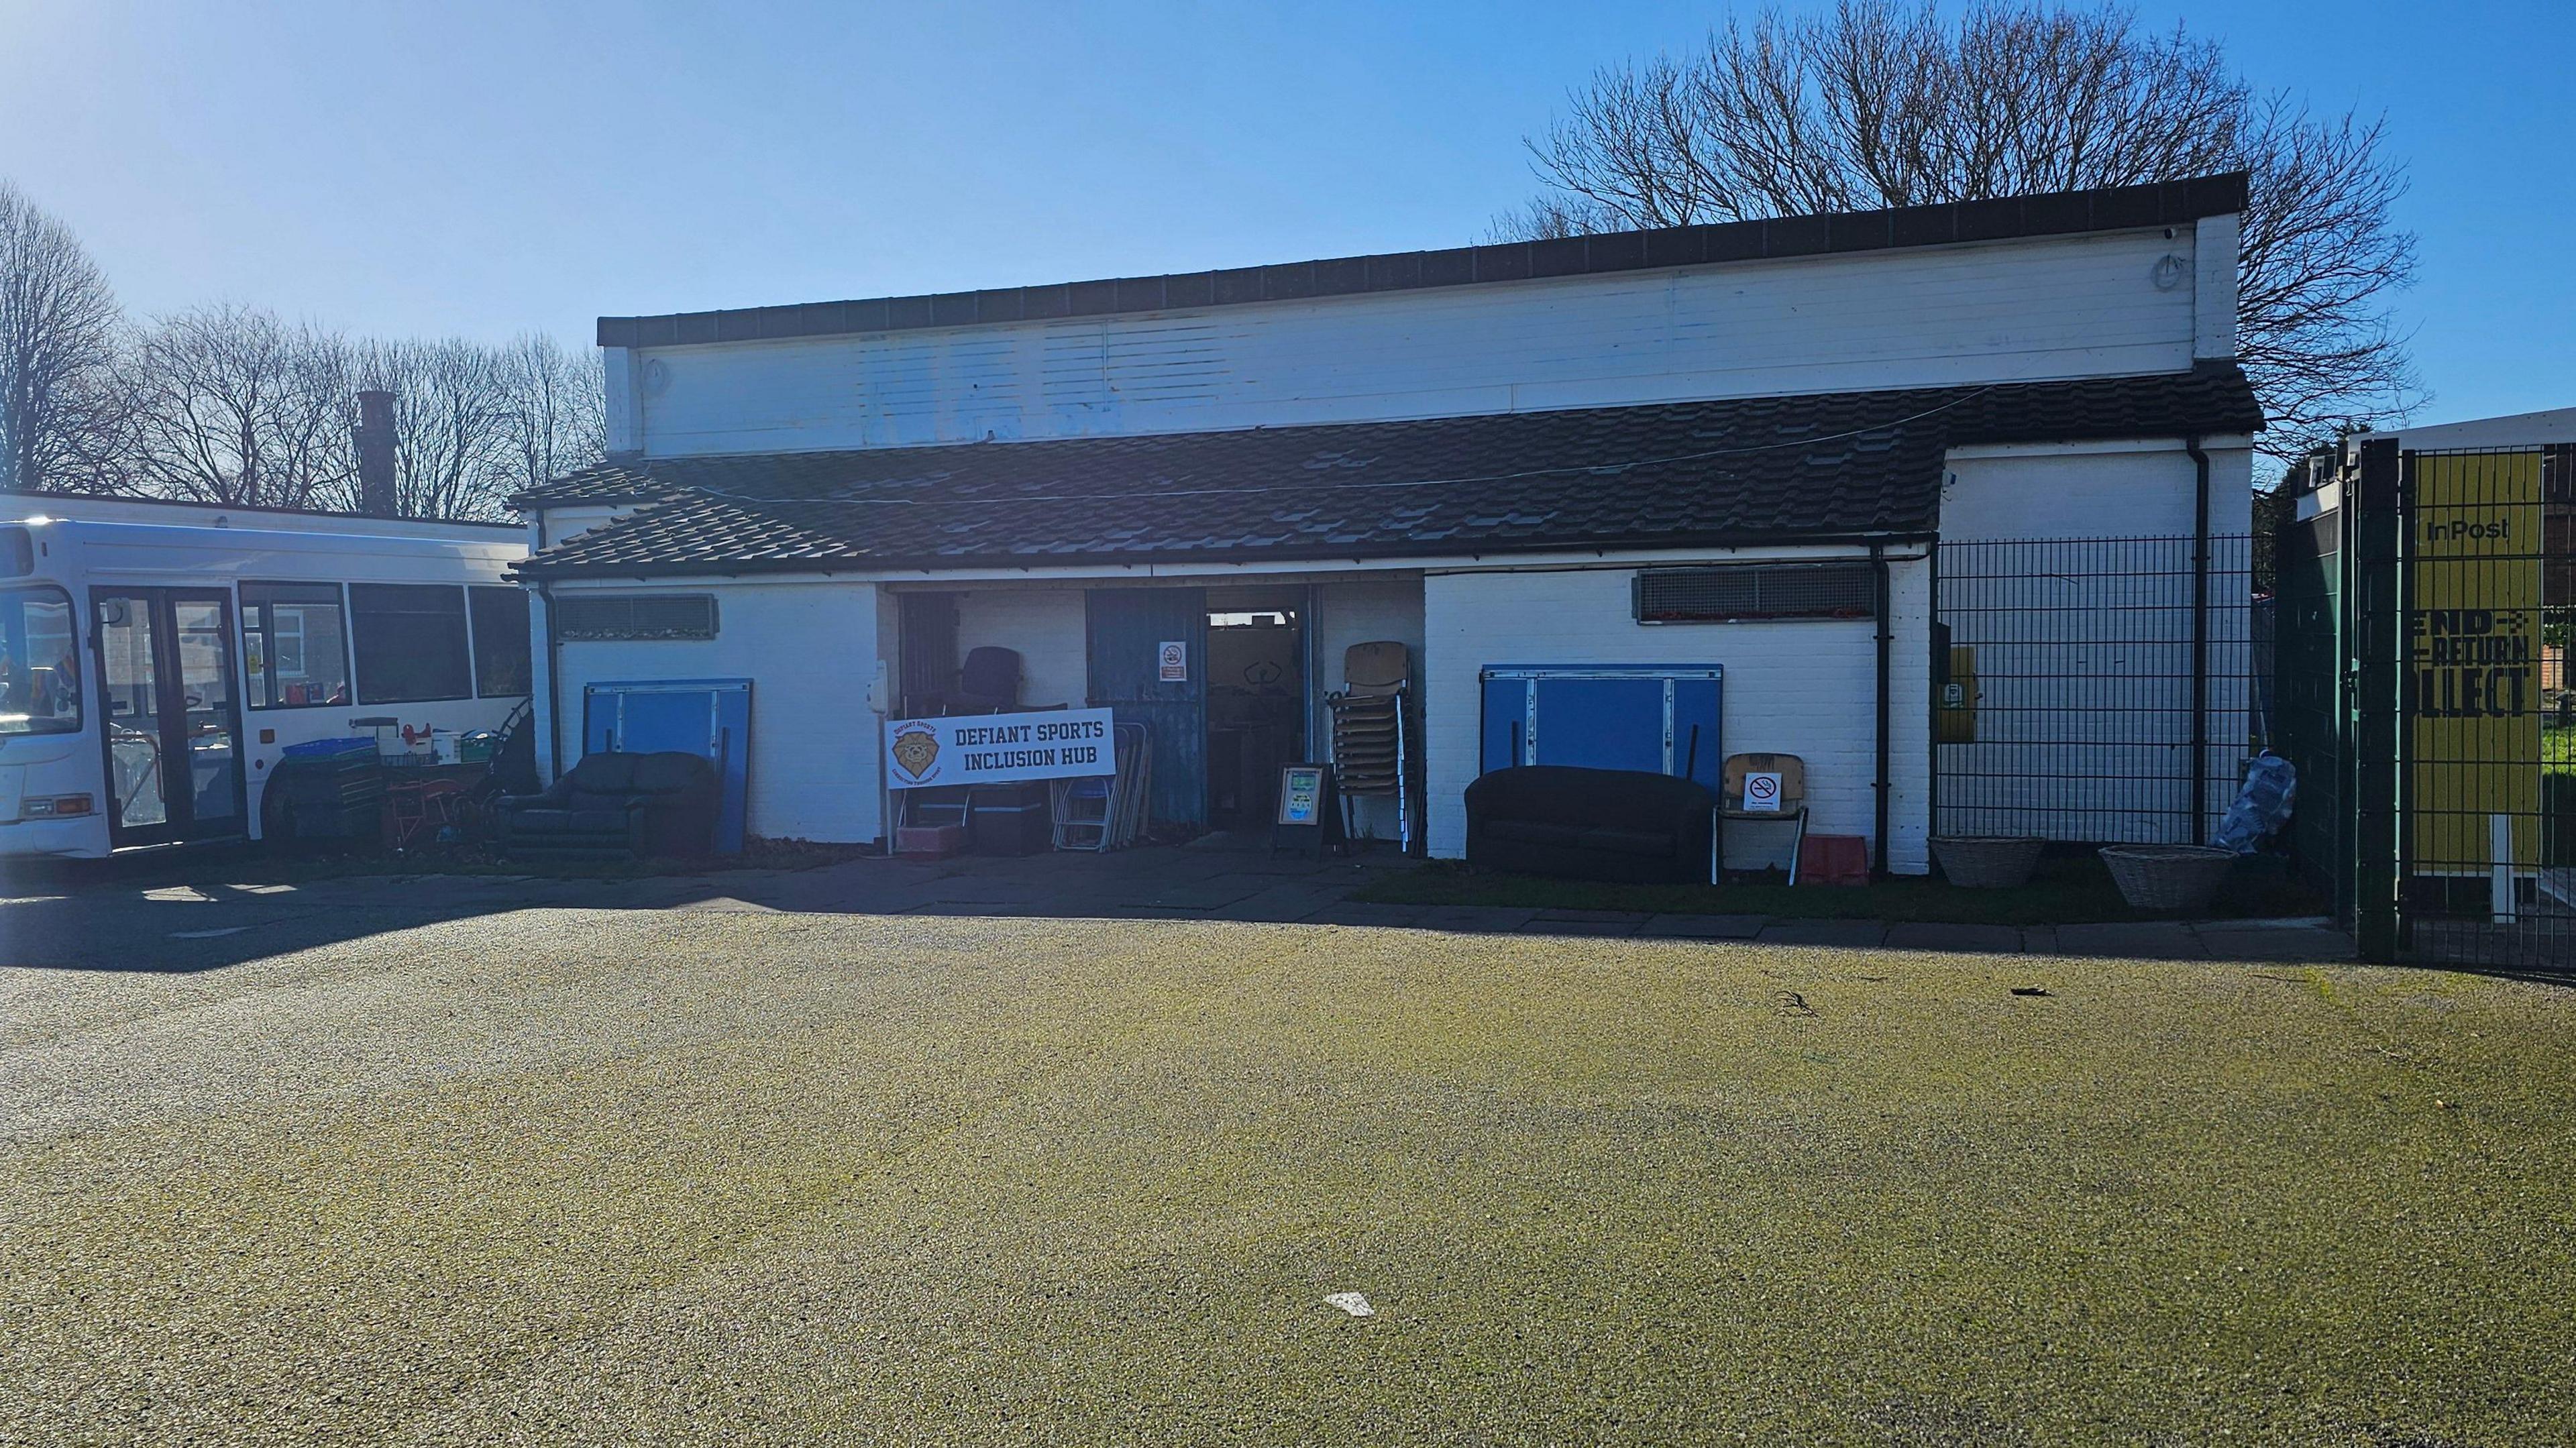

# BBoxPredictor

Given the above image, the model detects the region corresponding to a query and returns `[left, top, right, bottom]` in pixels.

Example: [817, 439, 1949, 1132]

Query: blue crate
[280, 736, 376, 760]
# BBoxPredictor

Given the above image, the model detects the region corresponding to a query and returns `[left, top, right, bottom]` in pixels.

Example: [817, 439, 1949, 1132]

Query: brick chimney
[354, 389, 398, 518]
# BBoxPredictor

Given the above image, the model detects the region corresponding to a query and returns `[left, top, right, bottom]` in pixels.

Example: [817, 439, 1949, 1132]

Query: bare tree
[122, 304, 353, 508]
[4, 186, 599, 517]
[0, 182, 123, 494]
[492, 332, 605, 502]
[350, 337, 521, 520]
[121, 318, 602, 520]
[1499, 1, 2420, 451]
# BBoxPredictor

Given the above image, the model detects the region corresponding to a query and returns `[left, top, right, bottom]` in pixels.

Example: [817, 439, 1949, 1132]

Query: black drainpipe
[2186, 435, 2212, 845]
[531, 510, 564, 785]
[1871, 541, 1891, 876]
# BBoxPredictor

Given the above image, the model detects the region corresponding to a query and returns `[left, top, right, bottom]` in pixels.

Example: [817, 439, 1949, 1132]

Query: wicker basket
[1931, 836, 2046, 889]
[2098, 844, 2235, 913]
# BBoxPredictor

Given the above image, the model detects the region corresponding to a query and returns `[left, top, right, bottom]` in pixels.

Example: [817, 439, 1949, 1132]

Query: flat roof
[596, 172, 2249, 351]
[0, 491, 523, 535]
[2382, 406, 2576, 451]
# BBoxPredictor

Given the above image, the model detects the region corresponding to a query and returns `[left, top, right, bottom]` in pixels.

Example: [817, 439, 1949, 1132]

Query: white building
[512, 174, 2262, 871]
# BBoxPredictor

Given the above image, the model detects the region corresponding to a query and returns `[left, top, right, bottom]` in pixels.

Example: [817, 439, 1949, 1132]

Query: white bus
[0, 495, 529, 857]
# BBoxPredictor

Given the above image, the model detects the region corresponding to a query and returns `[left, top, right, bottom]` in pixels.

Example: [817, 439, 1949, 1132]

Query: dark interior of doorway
[1205, 588, 1304, 830]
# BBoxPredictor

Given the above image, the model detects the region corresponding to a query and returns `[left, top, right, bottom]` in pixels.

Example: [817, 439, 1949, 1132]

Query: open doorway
[1205, 588, 1304, 830]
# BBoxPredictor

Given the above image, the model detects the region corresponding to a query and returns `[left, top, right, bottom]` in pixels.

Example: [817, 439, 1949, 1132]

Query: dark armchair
[1464, 765, 1715, 885]
[494, 750, 719, 860]
[953, 646, 1024, 713]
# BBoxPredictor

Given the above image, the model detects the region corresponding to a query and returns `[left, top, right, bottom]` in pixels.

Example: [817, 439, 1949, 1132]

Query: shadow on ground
[0, 832, 2363, 974]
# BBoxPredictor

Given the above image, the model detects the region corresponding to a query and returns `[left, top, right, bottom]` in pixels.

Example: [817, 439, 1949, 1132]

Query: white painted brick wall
[549, 579, 885, 843]
[949, 587, 1090, 710]
[633, 229, 2198, 457]
[1423, 556, 1932, 873]
[1939, 442, 2251, 540]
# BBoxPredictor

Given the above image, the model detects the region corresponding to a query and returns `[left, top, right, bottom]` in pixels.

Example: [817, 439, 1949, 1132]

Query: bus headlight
[22, 794, 93, 818]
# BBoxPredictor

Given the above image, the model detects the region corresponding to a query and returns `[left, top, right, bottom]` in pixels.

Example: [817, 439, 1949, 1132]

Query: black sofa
[495, 750, 720, 860]
[1464, 765, 1715, 885]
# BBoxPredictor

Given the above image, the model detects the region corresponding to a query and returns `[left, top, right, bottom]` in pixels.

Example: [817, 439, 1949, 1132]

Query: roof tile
[516, 364, 2261, 576]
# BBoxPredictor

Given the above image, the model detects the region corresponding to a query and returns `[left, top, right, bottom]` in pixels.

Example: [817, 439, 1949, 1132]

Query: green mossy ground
[3, 911, 2567, 1443]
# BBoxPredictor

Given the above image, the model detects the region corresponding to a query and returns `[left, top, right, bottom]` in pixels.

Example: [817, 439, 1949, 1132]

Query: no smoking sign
[1742, 771, 1783, 812]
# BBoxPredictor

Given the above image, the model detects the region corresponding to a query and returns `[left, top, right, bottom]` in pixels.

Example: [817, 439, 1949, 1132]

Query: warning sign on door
[1157, 641, 1187, 682]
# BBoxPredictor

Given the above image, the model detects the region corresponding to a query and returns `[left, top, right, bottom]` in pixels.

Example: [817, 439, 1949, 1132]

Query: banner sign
[885, 708, 1117, 790]
[2409, 451, 2543, 875]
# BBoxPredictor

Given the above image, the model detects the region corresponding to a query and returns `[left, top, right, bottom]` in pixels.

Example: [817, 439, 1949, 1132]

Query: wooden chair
[1719, 753, 1811, 885]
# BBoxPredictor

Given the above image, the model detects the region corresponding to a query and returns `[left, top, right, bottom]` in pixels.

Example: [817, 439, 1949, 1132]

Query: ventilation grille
[555, 594, 718, 641]
[1633, 563, 1876, 624]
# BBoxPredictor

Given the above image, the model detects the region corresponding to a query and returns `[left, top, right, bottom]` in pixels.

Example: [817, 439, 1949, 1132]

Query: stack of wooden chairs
[1327, 641, 1421, 853]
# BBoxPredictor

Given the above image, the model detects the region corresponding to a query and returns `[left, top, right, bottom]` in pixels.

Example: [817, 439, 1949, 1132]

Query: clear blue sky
[1, 1, 2566, 427]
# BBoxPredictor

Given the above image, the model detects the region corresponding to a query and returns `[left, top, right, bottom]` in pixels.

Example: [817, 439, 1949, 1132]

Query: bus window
[469, 586, 531, 698]
[350, 583, 471, 704]
[240, 581, 352, 709]
[0, 586, 80, 735]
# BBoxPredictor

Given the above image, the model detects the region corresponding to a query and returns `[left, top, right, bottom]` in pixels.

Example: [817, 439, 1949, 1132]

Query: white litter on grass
[1324, 1292, 1374, 1318]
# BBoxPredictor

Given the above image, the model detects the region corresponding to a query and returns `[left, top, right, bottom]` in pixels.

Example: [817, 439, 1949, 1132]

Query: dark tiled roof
[515, 363, 2261, 577]
[515, 471, 686, 506]
[596, 174, 2249, 349]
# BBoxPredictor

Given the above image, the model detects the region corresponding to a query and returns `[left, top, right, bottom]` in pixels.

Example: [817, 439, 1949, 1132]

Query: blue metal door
[1669, 677, 1722, 789]
[1535, 676, 1667, 774]
[1479, 675, 1525, 774]
[582, 678, 752, 853]
[1086, 588, 1206, 829]
[1479, 665, 1723, 789]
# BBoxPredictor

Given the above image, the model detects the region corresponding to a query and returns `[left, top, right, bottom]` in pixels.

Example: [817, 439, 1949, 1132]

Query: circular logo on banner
[890, 721, 943, 784]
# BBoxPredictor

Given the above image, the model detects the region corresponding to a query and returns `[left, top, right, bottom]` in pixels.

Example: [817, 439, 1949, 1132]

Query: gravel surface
[2, 903, 2571, 1445]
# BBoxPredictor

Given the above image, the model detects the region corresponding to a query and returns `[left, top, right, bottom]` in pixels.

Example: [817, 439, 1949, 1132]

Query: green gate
[2288, 438, 2574, 968]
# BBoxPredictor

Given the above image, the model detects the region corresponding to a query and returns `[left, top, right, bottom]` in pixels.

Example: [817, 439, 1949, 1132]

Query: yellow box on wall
[1937, 645, 1978, 744]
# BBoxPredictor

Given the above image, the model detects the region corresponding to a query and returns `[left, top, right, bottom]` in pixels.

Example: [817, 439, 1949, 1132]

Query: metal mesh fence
[2396, 447, 2574, 969]
[2272, 508, 2349, 917]
[1935, 535, 2253, 844]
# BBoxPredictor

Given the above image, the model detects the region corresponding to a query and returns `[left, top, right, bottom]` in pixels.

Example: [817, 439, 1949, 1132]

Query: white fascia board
[1943, 434, 2255, 461]
[1423, 542, 1929, 575]
[536, 539, 1931, 591]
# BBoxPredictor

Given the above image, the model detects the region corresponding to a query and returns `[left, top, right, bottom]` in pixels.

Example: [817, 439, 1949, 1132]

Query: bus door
[91, 589, 246, 846]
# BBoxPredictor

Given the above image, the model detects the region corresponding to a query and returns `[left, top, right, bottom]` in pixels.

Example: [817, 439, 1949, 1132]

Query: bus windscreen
[0, 586, 80, 736]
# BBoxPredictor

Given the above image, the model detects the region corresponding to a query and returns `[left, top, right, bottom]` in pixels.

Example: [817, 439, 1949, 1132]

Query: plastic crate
[280, 736, 374, 760]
